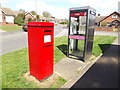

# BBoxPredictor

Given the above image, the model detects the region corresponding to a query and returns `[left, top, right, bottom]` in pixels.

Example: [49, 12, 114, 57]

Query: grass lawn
[92, 36, 117, 56]
[1, 36, 116, 88]
[0, 25, 22, 31]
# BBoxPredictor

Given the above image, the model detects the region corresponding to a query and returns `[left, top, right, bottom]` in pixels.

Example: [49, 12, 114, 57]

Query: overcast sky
[0, 0, 119, 19]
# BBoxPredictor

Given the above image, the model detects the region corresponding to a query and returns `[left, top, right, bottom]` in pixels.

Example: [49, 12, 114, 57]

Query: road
[1, 31, 27, 55]
[0, 25, 68, 55]
[0, 25, 118, 55]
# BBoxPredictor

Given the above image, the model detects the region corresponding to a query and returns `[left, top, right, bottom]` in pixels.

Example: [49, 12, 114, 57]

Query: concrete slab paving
[55, 57, 85, 81]
[59, 54, 102, 88]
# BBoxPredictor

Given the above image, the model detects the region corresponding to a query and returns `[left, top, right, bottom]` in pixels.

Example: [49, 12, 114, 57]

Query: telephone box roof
[69, 6, 96, 12]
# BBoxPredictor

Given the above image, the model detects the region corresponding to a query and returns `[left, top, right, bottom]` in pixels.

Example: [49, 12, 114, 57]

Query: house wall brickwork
[95, 27, 119, 31]
[2, 11, 6, 24]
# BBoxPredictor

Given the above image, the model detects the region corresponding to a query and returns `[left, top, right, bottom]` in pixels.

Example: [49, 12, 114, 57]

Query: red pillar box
[27, 22, 54, 81]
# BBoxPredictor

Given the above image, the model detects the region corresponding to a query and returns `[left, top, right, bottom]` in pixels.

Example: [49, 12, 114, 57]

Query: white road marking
[55, 29, 67, 37]
[0, 29, 6, 32]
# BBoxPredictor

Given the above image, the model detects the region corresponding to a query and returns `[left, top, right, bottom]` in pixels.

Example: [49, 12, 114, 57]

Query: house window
[107, 23, 112, 27]
[112, 15, 118, 18]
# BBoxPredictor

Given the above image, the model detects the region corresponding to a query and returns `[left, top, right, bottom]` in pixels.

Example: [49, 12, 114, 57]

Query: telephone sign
[70, 12, 87, 17]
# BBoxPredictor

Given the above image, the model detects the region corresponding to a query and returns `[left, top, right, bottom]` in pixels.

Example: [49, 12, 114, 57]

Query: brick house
[99, 11, 120, 27]
[24, 12, 36, 22]
[0, 7, 15, 24]
[40, 16, 60, 22]
[14, 11, 36, 23]
[95, 11, 120, 31]
[13, 11, 24, 17]
[95, 15, 106, 26]
[13, 11, 36, 22]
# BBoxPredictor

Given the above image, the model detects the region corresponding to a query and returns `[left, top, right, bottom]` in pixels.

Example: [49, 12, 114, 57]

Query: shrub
[36, 15, 40, 21]
[43, 11, 51, 17]
[59, 21, 68, 24]
[14, 16, 24, 26]
[101, 22, 107, 27]
[14, 13, 25, 26]
[17, 23, 25, 26]
[28, 18, 32, 22]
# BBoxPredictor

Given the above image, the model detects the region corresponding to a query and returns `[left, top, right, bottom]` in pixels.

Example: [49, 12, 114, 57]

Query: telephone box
[27, 22, 54, 81]
[68, 6, 96, 61]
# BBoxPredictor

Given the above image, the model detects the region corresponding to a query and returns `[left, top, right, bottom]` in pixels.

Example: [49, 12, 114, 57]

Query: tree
[17, 13, 25, 19]
[36, 15, 40, 21]
[28, 18, 32, 22]
[31, 11, 37, 15]
[51, 16, 55, 18]
[101, 22, 107, 27]
[18, 9, 25, 12]
[14, 16, 24, 26]
[14, 13, 25, 26]
[43, 11, 51, 17]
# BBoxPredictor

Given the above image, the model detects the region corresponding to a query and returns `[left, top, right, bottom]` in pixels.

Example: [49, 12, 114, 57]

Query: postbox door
[39, 28, 54, 80]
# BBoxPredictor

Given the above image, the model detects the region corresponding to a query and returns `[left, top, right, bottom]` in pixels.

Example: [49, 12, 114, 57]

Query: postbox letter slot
[44, 30, 52, 32]
[44, 45, 52, 47]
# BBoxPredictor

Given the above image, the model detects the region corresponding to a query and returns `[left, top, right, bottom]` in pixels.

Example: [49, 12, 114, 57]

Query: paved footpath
[70, 38, 118, 88]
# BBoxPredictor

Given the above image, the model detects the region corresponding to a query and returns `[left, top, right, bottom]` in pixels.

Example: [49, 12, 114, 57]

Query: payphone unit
[68, 6, 96, 61]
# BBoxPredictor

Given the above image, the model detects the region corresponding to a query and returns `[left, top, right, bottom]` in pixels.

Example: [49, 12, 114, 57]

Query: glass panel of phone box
[69, 14, 87, 58]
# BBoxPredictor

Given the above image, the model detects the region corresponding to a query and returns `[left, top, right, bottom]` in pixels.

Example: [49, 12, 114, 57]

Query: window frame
[112, 15, 118, 18]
